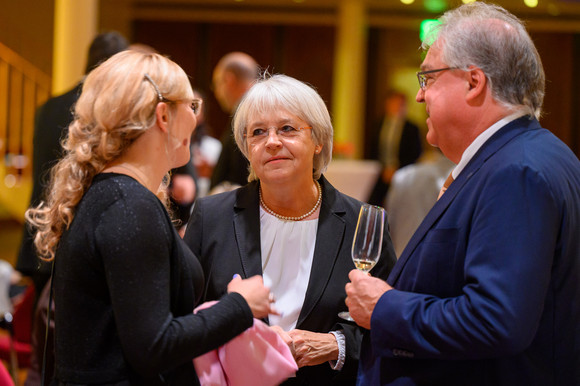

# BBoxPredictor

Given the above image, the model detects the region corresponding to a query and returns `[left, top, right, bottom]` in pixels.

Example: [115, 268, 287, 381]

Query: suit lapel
[233, 182, 263, 278]
[297, 177, 346, 327]
[389, 116, 539, 284]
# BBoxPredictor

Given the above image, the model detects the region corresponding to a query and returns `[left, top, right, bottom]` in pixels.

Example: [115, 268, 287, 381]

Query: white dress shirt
[259, 207, 346, 370]
[452, 112, 526, 179]
[260, 208, 318, 331]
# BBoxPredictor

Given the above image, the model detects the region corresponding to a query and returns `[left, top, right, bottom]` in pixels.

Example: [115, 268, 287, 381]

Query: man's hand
[345, 269, 392, 329]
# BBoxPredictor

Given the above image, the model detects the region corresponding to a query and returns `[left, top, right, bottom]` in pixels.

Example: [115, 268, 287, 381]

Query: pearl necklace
[259, 180, 322, 221]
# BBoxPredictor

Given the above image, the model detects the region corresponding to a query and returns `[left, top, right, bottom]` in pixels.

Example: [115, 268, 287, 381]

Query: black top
[53, 173, 253, 385]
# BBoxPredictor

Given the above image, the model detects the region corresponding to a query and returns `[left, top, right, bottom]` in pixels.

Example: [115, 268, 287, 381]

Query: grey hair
[423, 2, 545, 119]
[233, 74, 333, 182]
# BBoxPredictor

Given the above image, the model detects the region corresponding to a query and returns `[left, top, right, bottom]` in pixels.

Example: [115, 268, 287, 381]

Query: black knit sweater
[53, 173, 253, 385]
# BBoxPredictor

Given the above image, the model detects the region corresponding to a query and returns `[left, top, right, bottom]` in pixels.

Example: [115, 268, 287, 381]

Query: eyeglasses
[189, 99, 203, 115]
[143, 73, 202, 116]
[244, 125, 312, 145]
[416, 67, 457, 91]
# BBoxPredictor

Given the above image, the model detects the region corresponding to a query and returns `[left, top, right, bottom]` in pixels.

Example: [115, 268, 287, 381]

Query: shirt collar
[452, 112, 526, 179]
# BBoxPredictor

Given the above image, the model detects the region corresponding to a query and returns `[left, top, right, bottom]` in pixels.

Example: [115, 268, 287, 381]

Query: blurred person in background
[367, 90, 423, 206]
[209, 52, 259, 192]
[385, 149, 454, 257]
[190, 88, 222, 198]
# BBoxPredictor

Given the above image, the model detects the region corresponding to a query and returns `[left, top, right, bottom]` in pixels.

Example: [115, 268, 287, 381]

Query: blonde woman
[27, 50, 274, 385]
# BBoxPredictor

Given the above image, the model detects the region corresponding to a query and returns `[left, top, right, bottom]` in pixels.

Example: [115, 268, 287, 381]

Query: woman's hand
[227, 275, 277, 319]
[270, 325, 296, 357]
[287, 329, 338, 368]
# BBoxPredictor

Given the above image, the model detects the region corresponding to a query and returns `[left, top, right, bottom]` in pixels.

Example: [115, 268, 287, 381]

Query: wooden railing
[0, 42, 51, 220]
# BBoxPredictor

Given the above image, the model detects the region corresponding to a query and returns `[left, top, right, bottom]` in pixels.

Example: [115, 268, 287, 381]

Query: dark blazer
[17, 83, 82, 290]
[359, 116, 580, 385]
[184, 176, 397, 385]
[396, 120, 423, 169]
[369, 119, 423, 169]
[367, 120, 423, 206]
[209, 123, 249, 189]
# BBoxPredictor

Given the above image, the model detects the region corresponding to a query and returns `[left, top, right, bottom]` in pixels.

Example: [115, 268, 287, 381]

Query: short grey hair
[233, 74, 333, 182]
[423, 2, 545, 119]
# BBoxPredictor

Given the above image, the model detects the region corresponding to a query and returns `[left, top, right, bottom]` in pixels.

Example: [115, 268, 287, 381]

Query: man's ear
[222, 71, 236, 87]
[466, 66, 487, 102]
[155, 102, 170, 133]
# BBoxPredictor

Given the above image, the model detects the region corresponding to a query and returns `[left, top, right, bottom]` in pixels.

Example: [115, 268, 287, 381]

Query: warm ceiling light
[400, 0, 415, 5]
[462, 0, 477, 4]
[524, 0, 538, 7]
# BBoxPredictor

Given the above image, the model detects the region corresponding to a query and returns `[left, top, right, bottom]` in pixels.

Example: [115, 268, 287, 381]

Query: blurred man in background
[209, 52, 259, 191]
[367, 90, 423, 206]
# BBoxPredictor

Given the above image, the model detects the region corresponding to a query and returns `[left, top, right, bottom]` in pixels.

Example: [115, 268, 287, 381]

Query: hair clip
[143, 73, 163, 101]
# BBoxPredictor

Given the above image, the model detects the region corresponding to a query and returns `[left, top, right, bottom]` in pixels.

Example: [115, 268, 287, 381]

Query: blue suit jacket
[359, 116, 580, 385]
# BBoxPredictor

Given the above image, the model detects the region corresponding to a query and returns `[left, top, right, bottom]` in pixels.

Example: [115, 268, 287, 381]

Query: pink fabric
[0, 360, 14, 386]
[193, 301, 297, 386]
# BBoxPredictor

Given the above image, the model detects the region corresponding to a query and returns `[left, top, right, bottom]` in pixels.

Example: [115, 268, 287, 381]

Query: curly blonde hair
[26, 50, 193, 261]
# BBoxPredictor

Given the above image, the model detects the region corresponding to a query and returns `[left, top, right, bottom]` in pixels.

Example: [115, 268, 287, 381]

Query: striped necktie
[437, 173, 454, 200]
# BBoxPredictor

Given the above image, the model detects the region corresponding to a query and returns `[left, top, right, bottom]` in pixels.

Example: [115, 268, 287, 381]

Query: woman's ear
[314, 144, 323, 154]
[155, 102, 170, 133]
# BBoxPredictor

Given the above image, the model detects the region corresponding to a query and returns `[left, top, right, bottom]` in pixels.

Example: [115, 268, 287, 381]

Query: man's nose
[415, 88, 425, 103]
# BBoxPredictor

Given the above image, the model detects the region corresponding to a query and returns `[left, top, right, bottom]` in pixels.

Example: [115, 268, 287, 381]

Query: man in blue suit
[345, 2, 580, 385]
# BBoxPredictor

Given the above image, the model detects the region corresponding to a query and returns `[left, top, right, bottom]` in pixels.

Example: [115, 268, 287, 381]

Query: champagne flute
[339, 204, 385, 321]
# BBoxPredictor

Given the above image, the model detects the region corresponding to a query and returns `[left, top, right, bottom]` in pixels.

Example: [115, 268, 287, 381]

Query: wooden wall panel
[133, 19, 579, 159]
[133, 20, 334, 141]
[278, 26, 335, 110]
[533, 32, 574, 147]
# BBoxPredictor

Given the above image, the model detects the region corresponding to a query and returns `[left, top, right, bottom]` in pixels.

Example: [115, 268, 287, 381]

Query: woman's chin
[258, 170, 295, 185]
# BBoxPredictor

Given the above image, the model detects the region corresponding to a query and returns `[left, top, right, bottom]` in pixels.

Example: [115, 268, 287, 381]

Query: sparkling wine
[339, 204, 386, 321]
[353, 258, 376, 273]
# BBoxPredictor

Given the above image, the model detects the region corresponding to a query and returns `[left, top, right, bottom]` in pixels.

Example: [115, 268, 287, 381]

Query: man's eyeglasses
[244, 125, 312, 145]
[416, 67, 457, 91]
[189, 99, 203, 115]
[144, 73, 202, 116]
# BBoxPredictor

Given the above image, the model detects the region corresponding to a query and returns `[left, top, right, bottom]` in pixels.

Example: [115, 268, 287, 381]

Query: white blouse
[259, 206, 318, 331]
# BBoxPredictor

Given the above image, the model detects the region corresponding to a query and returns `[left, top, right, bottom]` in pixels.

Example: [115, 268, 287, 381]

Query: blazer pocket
[410, 228, 460, 297]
